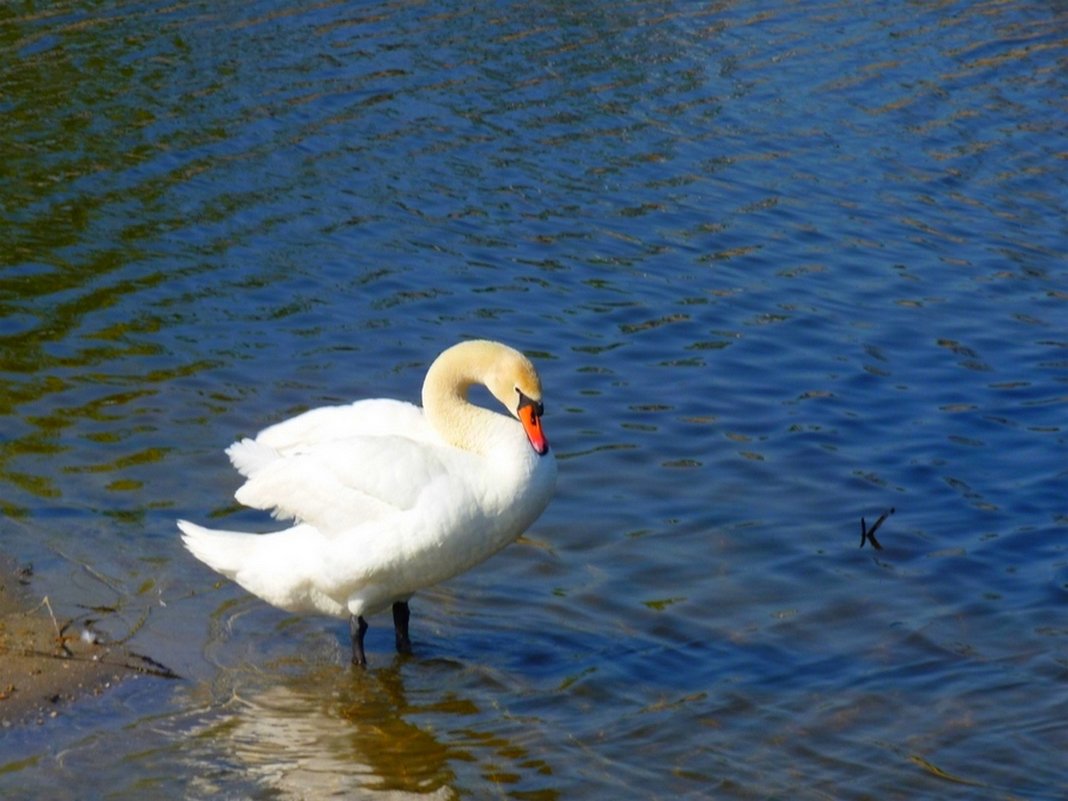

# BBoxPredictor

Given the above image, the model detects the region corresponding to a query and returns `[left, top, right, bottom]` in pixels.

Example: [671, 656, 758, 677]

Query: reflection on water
[193, 667, 456, 800]
[172, 611, 575, 801]
[2, 0, 1066, 798]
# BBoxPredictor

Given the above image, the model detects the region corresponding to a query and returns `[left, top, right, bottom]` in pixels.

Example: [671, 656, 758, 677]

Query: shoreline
[0, 557, 177, 727]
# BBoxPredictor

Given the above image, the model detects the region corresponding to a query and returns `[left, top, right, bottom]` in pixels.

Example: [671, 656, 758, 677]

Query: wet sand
[0, 558, 176, 726]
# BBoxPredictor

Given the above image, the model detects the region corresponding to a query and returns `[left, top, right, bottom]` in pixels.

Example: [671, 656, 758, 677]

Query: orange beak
[518, 401, 549, 455]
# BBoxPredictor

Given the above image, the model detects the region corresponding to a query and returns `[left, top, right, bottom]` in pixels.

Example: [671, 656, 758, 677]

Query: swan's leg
[350, 615, 368, 666]
[392, 601, 412, 654]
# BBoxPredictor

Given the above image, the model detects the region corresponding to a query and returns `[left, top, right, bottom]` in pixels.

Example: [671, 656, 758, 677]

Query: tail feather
[178, 519, 255, 580]
[178, 519, 329, 613]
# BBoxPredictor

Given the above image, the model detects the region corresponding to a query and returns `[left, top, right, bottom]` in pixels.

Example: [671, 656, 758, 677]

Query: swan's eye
[516, 390, 543, 417]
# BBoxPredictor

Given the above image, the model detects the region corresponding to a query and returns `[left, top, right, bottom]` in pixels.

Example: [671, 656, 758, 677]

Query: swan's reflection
[196, 660, 458, 799]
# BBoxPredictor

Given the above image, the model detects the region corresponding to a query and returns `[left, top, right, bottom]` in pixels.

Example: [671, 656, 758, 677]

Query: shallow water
[2, 0, 1066, 797]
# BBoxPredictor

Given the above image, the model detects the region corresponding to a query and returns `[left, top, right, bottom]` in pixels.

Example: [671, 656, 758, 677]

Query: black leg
[392, 601, 412, 655]
[350, 614, 368, 667]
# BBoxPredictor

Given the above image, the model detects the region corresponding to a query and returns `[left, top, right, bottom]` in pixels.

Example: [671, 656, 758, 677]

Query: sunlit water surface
[1, 0, 1066, 798]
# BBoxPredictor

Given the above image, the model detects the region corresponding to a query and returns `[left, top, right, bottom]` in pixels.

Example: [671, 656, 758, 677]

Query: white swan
[178, 340, 557, 665]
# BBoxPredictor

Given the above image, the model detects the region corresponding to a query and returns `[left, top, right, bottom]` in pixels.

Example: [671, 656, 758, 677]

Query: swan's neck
[421, 341, 513, 455]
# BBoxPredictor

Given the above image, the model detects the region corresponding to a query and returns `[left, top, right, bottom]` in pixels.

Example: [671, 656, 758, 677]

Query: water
[2, 0, 1066, 797]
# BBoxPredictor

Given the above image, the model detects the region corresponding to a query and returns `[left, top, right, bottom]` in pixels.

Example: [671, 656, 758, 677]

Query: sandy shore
[0, 558, 177, 727]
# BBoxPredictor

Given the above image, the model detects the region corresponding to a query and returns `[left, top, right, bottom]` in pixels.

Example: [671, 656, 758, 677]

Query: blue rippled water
[1, 1, 1066, 798]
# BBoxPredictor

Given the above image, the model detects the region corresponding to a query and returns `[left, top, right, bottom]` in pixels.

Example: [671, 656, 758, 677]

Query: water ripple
[1, 0, 1066, 798]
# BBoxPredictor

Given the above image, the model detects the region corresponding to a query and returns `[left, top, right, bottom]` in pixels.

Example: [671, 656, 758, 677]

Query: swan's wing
[230, 434, 464, 535]
[235, 399, 430, 472]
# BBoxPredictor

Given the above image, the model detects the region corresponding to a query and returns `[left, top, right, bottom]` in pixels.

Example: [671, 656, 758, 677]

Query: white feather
[178, 341, 557, 623]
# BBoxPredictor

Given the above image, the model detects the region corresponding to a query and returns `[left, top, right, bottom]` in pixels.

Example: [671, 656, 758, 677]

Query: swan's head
[483, 345, 550, 456]
[424, 340, 552, 456]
